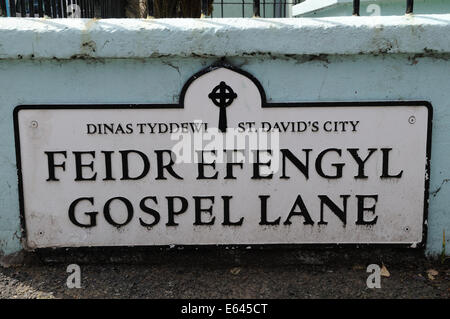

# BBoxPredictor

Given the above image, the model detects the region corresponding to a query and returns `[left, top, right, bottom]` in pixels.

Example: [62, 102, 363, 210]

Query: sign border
[13, 62, 433, 250]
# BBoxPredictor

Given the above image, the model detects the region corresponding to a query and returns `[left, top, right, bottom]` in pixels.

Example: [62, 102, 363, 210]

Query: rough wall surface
[0, 15, 449, 257]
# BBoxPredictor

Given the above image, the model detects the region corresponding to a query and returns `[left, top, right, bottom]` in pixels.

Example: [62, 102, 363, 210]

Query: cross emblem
[208, 81, 238, 132]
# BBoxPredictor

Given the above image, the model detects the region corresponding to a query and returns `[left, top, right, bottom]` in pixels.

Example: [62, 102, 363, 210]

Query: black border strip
[12, 61, 433, 251]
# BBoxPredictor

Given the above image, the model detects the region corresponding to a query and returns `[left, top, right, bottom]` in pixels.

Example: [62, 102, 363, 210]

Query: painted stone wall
[0, 16, 449, 257]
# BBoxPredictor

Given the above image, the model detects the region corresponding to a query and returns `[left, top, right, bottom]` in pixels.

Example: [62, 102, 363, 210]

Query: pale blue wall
[0, 54, 449, 256]
[0, 16, 449, 257]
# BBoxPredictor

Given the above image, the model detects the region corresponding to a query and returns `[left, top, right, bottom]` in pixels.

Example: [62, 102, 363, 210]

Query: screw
[30, 120, 38, 128]
[408, 116, 416, 124]
[404, 226, 410, 232]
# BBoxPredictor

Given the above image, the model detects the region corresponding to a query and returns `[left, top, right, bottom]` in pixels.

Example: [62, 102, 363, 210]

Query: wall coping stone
[0, 15, 449, 60]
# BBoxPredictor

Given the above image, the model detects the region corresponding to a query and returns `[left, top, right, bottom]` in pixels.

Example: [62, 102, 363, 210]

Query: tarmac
[0, 247, 448, 299]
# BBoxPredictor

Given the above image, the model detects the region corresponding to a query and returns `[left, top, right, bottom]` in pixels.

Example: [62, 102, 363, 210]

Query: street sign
[14, 63, 431, 249]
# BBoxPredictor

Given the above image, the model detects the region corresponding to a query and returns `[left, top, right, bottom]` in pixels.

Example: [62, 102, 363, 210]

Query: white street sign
[14, 64, 431, 249]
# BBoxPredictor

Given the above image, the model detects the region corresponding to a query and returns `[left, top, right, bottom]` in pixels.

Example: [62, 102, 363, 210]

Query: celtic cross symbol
[208, 81, 238, 132]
